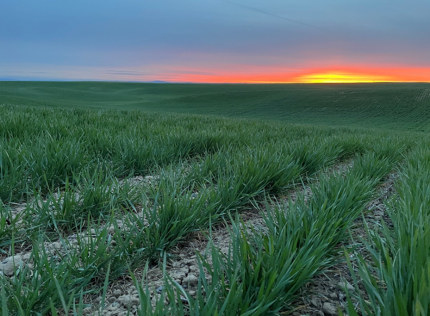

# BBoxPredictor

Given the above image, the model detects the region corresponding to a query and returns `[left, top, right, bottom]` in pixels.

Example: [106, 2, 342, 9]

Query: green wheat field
[0, 81, 429, 315]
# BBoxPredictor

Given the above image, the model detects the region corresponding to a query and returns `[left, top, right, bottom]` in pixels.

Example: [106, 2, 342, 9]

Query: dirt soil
[1, 162, 398, 316]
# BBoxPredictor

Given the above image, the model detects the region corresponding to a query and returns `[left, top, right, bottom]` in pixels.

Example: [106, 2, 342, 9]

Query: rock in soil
[310, 297, 321, 308]
[322, 302, 338, 315]
[337, 281, 354, 293]
[113, 289, 122, 297]
[118, 294, 139, 308]
[156, 286, 164, 293]
[0, 255, 23, 276]
[183, 274, 198, 285]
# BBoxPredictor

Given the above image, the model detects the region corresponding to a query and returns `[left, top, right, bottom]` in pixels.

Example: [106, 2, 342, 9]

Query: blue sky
[1, 0, 430, 82]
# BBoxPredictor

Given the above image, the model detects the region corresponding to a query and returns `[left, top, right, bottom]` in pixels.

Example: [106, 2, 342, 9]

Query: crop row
[344, 148, 430, 316]
[0, 146, 403, 314]
[0, 132, 351, 313]
[1, 129, 357, 251]
[130, 149, 401, 315]
[0, 104, 426, 315]
[0, 104, 414, 203]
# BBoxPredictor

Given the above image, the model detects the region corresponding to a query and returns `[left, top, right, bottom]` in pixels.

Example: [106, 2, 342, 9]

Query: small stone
[156, 286, 163, 293]
[179, 267, 189, 273]
[310, 297, 320, 307]
[189, 290, 196, 296]
[108, 296, 116, 302]
[322, 302, 337, 315]
[113, 289, 122, 297]
[172, 261, 181, 268]
[0, 255, 23, 276]
[119, 294, 139, 308]
[329, 293, 338, 299]
[107, 302, 119, 311]
[337, 281, 354, 293]
[183, 274, 198, 285]
[171, 270, 186, 280]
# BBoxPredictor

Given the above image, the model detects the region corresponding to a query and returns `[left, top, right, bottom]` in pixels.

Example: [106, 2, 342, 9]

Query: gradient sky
[2, 0, 430, 83]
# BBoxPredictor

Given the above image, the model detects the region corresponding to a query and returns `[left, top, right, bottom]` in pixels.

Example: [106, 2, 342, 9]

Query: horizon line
[1, 79, 430, 85]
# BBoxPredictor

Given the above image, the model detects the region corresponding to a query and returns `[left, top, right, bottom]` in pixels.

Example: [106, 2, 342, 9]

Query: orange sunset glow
[297, 72, 395, 83]
[149, 66, 430, 84]
[3, 1, 430, 84]
[294, 67, 430, 84]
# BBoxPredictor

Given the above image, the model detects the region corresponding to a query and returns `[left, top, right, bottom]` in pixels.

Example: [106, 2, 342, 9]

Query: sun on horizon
[296, 72, 397, 84]
[153, 67, 430, 84]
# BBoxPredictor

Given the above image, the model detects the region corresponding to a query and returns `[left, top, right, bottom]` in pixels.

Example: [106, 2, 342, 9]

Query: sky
[1, 0, 430, 83]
